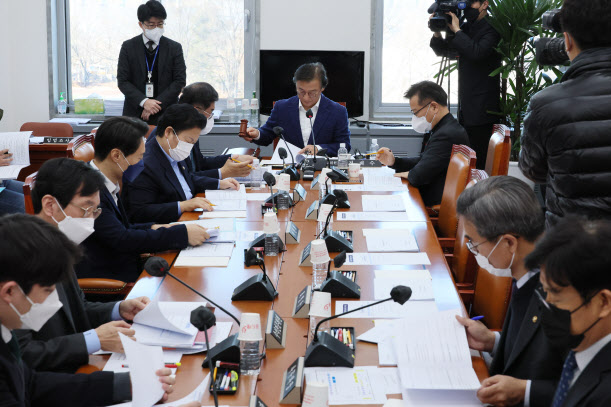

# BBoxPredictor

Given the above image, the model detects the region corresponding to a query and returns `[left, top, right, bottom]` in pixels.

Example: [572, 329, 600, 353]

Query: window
[371, 0, 458, 119]
[50, 0, 257, 114]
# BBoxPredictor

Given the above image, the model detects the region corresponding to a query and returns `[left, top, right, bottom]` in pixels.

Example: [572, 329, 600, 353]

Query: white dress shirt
[1, 324, 11, 343]
[140, 34, 160, 107]
[571, 332, 611, 386]
[90, 161, 120, 205]
[298, 97, 321, 147]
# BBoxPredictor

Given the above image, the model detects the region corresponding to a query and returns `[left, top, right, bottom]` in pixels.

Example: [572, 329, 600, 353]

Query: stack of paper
[336, 211, 411, 222]
[174, 242, 234, 267]
[361, 168, 407, 191]
[343, 252, 430, 266]
[304, 366, 391, 405]
[0, 131, 31, 180]
[49, 117, 91, 124]
[205, 184, 247, 200]
[362, 195, 407, 212]
[176, 218, 235, 231]
[363, 229, 418, 252]
[374, 270, 434, 301]
[335, 300, 437, 319]
[260, 139, 302, 166]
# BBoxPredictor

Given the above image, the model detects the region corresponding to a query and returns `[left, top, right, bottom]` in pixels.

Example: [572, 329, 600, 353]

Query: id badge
[145, 83, 154, 98]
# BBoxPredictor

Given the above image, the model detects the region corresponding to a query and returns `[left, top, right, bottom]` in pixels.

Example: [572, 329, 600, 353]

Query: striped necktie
[552, 351, 577, 407]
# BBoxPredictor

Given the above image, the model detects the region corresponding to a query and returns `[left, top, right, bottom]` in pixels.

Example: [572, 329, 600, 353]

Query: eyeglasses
[194, 106, 214, 119]
[411, 102, 432, 116]
[466, 238, 488, 255]
[69, 202, 103, 219]
[297, 90, 320, 99]
[143, 21, 165, 29]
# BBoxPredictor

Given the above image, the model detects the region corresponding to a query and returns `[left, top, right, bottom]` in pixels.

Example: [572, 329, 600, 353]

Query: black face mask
[463, 7, 480, 24]
[538, 290, 601, 349]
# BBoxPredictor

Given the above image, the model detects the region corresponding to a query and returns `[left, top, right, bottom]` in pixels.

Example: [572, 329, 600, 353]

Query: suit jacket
[76, 184, 189, 282]
[562, 341, 611, 407]
[149, 126, 230, 179]
[430, 17, 501, 126]
[0, 333, 118, 406]
[390, 113, 469, 206]
[254, 94, 351, 156]
[14, 272, 116, 373]
[117, 35, 186, 122]
[490, 275, 568, 407]
[124, 137, 210, 224]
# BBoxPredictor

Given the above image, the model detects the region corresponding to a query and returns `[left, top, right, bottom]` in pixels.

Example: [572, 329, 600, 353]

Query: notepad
[363, 229, 418, 252]
[343, 252, 431, 266]
[362, 195, 406, 212]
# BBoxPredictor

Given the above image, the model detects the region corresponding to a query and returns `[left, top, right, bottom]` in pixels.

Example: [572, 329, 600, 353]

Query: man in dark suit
[525, 218, 611, 407]
[0, 214, 178, 405]
[430, 0, 501, 169]
[124, 104, 238, 224]
[376, 81, 469, 206]
[117, 1, 186, 125]
[15, 158, 151, 373]
[241, 62, 351, 157]
[75, 117, 210, 283]
[454, 176, 569, 407]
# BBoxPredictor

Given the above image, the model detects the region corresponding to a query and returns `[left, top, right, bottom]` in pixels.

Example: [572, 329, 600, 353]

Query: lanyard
[145, 45, 160, 83]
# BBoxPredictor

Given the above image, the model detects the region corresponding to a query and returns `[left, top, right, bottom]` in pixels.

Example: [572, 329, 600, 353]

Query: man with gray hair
[455, 176, 567, 407]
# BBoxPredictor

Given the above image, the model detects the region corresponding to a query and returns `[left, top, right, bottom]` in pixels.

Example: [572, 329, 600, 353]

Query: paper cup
[348, 163, 360, 178]
[263, 212, 280, 234]
[303, 381, 329, 407]
[309, 291, 332, 318]
[278, 173, 291, 192]
[310, 239, 330, 264]
[238, 313, 263, 341]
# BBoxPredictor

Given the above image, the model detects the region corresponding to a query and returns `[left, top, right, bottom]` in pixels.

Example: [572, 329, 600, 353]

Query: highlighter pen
[213, 360, 220, 382]
[471, 316, 484, 321]
[363, 149, 389, 156]
[230, 370, 238, 391]
[231, 157, 254, 169]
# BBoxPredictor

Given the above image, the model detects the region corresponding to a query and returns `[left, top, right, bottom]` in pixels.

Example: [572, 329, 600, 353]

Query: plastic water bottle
[277, 192, 290, 210]
[226, 97, 236, 122]
[337, 143, 349, 169]
[312, 260, 328, 290]
[241, 99, 251, 125]
[239, 340, 261, 375]
[369, 139, 379, 160]
[309, 314, 330, 343]
[250, 91, 259, 128]
[57, 92, 67, 114]
[265, 233, 280, 256]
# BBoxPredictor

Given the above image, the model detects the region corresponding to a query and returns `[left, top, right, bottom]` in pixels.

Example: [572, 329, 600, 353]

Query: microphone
[278, 147, 288, 168]
[190, 307, 218, 407]
[306, 109, 317, 164]
[144, 257, 242, 364]
[427, 2, 438, 14]
[320, 250, 360, 299]
[263, 171, 277, 211]
[273, 126, 300, 181]
[232, 247, 278, 301]
[304, 285, 412, 367]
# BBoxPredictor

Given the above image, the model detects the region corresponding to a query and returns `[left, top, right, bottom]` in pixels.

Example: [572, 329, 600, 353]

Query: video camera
[428, 0, 471, 33]
[533, 8, 570, 66]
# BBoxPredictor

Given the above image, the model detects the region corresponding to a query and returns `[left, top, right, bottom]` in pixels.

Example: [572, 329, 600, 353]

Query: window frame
[47, 0, 259, 119]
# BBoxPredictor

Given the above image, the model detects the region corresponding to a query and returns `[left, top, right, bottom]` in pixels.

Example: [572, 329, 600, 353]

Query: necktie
[7, 333, 22, 361]
[147, 40, 155, 53]
[552, 351, 577, 407]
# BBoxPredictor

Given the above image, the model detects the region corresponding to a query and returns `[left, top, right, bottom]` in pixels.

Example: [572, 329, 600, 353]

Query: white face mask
[144, 27, 164, 44]
[474, 237, 515, 278]
[200, 117, 214, 135]
[116, 151, 130, 173]
[411, 104, 437, 134]
[52, 198, 95, 245]
[9, 287, 62, 331]
[167, 129, 194, 162]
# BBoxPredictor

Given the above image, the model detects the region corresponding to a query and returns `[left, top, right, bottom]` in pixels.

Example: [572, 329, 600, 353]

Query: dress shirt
[90, 161, 120, 205]
[571, 332, 611, 386]
[140, 33, 160, 107]
[83, 302, 122, 354]
[299, 97, 321, 147]
[156, 138, 193, 216]
[1, 325, 11, 343]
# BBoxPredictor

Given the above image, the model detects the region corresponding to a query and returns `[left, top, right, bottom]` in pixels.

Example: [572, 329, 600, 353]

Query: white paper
[362, 195, 406, 212]
[208, 230, 262, 243]
[336, 212, 411, 222]
[356, 320, 398, 344]
[343, 252, 431, 266]
[393, 309, 481, 390]
[363, 229, 418, 252]
[176, 218, 235, 231]
[179, 242, 235, 257]
[199, 210, 247, 219]
[173, 256, 230, 267]
[401, 388, 483, 407]
[304, 366, 388, 405]
[119, 333, 165, 407]
[267, 139, 302, 165]
[205, 184, 247, 200]
[103, 349, 182, 374]
[0, 131, 31, 180]
[375, 367, 403, 394]
[332, 184, 408, 192]
[207, 199, 247, 211]
[375, 278, 434, 301]
[49, 117, 91, 124]
[335, 300, 437, 319]
[133, 299, 200, 335]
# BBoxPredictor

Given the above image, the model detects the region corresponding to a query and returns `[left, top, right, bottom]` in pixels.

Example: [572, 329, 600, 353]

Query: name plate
[249, 396, 268, 407]
[43, 136, 73, 144]
[266, 310, 287, 349]
[310, 175, 321, 190]
[293, 183, 307, 202]
[285, 221, 301, 244]
[305, 200, 319, 221]
[279, 356, 305, 405]
[292, 285, 312, 318]
[299, 242, 312, 267]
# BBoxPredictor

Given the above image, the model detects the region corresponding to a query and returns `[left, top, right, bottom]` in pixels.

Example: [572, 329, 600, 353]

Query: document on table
[180, 242, 235, 257]
[304, 366, 388, 405]
[343, 252, 431, 266]
[362, 195, 406, 212]
[49, 117, 91, 124]
[393, 309, 481, 390]
[335, 300, 437, 319]
[262, 139, 302, 165]
[199, 210, 247, 218]
[205, 184, 247, 200]
[336, 211, 411, 222]
[401, 389, 483, 407]
[119, 333, 165, 407]
[374, 277, 434, 301]
[206, 199, 247, 211]
[0, 131, 31, 180]
[363, 229, 418, 252]
[208, 230, 262, 243]
[176, 218, 235, 231]
[332, 184, 407, 192]
[103, 348, 183, 374]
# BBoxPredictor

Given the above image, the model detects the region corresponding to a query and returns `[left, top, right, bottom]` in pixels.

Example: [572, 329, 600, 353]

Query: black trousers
[464, 123, 494, 170]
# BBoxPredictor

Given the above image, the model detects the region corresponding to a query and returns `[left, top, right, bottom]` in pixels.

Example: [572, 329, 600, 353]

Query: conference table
[86, 172, 489, 406]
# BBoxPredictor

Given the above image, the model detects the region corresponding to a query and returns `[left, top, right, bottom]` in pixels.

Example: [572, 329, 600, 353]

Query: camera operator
[430, 1, 501, 170]
[519, 0, 611, 227]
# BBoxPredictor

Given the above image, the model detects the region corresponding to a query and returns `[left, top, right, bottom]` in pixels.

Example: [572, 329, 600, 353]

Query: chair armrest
[426, 205, 441, 217]
[76, 364, 102, 374]
[78, 278, 134, 296]
[438, 237, 455, 250]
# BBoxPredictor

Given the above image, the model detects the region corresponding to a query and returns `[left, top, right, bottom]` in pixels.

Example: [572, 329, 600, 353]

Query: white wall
[260, 0, 371, 119]
[0, 1, 50, 132]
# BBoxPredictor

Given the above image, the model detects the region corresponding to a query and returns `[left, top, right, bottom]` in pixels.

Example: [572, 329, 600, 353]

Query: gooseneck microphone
[306, 109, 317, 163]
[278, 147, 288, 168]
[263, 171, 277, 209]
[190, 306, 219, 407]
[304, 285, 412, 367]
[273, 126, 300, 181]
[232, 247, 278, 301]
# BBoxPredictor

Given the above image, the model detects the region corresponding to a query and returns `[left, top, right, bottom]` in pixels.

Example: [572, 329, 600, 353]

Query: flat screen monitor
[259, 50, 365, 118]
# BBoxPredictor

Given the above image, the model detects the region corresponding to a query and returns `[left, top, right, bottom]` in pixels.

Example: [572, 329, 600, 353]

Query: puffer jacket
[519, 47, 611, 226]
